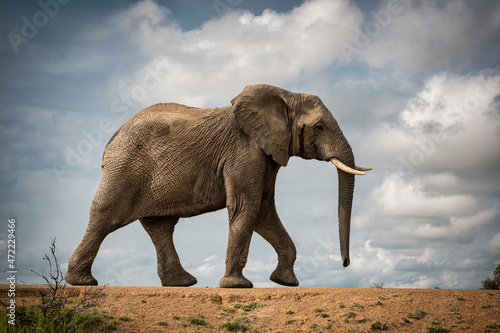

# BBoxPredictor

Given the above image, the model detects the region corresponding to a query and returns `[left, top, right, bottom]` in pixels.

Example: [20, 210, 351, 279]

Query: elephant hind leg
[65, 231, 103, 286]
[140, 216, 197, 287]
[66, 204, 135, 286]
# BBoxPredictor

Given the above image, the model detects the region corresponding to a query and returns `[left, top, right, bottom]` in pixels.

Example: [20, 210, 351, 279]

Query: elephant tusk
[330, 158, 366, 175]
[355, 166, 372, 172]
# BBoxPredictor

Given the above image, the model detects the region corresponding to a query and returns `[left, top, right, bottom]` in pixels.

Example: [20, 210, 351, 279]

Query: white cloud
[400, 71, 499, 135]
[245, 258, 276, 272]
[90, 0, 363, 107]
[358, 0, 500, 72]
[348, 68, 500, 288]
[84, 0, 172, 41]
[398, 207, 497, 243]
[394, 258, 434, 272]
[421, 173, 460, 193]
[361, 70, 500, 175]
[487, 233, 500, 256]
[99, 248, 131, 260]
[192, 255, 223, 277]
[367, 174, 476, 218]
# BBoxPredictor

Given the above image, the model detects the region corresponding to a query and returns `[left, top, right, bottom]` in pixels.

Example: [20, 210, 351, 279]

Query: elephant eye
[314, 124, 324, 132]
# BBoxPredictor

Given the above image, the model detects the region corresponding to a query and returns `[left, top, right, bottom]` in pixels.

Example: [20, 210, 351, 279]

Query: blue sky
[1, 0, 499, 289]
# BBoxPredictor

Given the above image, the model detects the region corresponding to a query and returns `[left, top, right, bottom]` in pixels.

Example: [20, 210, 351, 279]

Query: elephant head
[232, 84, 371, 267]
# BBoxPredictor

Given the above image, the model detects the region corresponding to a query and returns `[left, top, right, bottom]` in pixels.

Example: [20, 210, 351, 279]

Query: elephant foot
[65, 270, 98, 286]
[160, 269, 197, 287]
[219, 275, 253, 288]
[270, 267, 299, 287]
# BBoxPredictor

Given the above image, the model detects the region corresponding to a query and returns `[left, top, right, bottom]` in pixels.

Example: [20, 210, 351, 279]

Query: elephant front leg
[219, 193, 260, 288]
[219, 219, 254, 288]
[254, 199, 299, 287]
[140, 217, 197, 287]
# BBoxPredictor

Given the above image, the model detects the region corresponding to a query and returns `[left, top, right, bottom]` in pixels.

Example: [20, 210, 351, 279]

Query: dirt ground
[2, 285, 499, 332]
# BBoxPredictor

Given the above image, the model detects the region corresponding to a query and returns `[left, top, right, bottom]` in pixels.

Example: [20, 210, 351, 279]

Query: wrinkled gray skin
[66, 84, 363, 288]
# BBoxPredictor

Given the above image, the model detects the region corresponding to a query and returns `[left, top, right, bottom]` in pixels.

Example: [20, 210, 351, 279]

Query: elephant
[65, 84, 371, 288]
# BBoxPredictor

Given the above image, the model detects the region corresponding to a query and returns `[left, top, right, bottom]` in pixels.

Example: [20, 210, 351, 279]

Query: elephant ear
[232, 84, 291, 166]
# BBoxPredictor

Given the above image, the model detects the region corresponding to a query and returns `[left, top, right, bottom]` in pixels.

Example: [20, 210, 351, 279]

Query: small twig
[31, 238, 105, 321]
[367, 279, 384, 289]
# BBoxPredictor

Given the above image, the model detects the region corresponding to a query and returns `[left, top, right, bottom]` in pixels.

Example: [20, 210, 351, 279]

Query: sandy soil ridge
[2, 285, 499, 332]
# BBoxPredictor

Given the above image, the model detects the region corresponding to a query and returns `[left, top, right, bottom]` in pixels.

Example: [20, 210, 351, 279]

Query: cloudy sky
[1, 0, 499, 289]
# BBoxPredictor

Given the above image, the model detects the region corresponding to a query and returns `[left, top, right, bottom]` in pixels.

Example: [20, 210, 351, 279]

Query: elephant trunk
[335, 142, 356, 268]
[338, 168, 354, 267]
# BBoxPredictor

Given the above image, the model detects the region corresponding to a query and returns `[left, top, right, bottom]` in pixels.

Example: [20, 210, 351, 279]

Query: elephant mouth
[330, 158, 372, 175]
